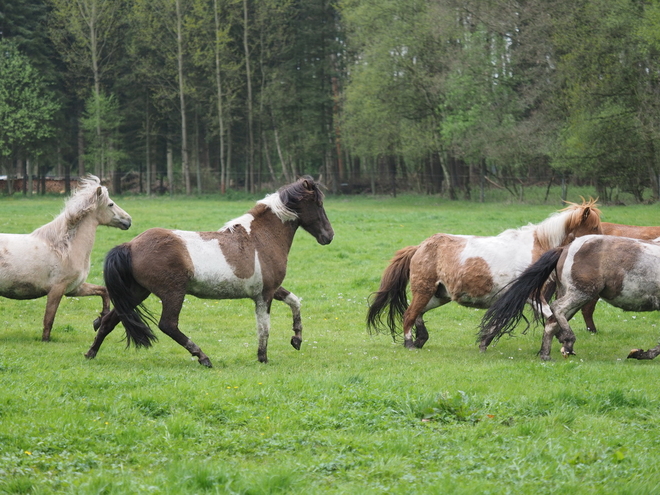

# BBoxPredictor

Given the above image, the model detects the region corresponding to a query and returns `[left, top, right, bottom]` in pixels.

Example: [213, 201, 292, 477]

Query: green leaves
[0, 40, 60, 157]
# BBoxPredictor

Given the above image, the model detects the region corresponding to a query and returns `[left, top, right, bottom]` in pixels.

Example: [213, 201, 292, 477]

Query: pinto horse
[480, 235, 660, 360]
[367, 200, 601, 350]
[85, 176, 334, 367]
[0, 175, 131, 341]
[578, 222, 660, 333]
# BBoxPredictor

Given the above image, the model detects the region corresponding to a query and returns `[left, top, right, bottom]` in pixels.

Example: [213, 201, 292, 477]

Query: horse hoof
[84, 350, 96, 360]
[627, 349, 646, 360]
[198, 357, 213, 368]
[540, 355, 552, 361]
[291, 336, 302, 350]
[413, 339, 427, 349]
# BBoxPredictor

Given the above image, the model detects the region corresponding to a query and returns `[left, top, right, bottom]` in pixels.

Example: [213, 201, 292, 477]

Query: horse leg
[539, 317, 561, 361]
[85, 309, 122, 359]
[42, 286, 66, 341]
[255, 297, 272, 363]
[402, 291, 435, 349]
[581, 298, 599, 333]
[628, 345, 660, 360]
[413, 316, 429, 348]
[68, 282, 111, 330]
[158, 293, 212, 368]
[274, 286, 302, 350]
[540, 299, 581, 360]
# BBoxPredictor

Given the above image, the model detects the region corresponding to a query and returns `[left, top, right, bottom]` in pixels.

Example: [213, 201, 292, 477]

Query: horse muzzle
[316, 230, 334, 245]
[116, 218, 132, 230]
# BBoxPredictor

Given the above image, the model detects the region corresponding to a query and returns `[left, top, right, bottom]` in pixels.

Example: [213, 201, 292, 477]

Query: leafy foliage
[0, 40, 60, 157]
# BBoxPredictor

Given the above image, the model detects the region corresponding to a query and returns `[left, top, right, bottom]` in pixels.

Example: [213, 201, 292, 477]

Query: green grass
[1, 191, 660, 494]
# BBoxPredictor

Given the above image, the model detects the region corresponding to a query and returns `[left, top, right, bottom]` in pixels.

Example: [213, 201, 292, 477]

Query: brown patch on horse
[601, 222, 660, 240]
[570, 237, 640, 299]
[414, 235, 494, 307]
[130, 228, 195, 293]
[199, 228, 256, 280]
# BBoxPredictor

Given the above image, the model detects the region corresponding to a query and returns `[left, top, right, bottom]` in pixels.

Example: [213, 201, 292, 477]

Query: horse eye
[108, 203, 114, 208]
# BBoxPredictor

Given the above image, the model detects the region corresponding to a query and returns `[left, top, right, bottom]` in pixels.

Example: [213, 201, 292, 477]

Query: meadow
[1, 188, 660, 494]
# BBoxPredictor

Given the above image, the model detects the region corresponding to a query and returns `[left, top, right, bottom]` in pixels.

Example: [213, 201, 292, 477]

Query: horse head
[70, 176, 132, 231]
[560, 198, 602, 244]
[279, 176, 334, 245]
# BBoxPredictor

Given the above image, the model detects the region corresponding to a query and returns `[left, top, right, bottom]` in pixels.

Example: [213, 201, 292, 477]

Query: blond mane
[31, 175, 107, 256]
[534, 198, 601, 251]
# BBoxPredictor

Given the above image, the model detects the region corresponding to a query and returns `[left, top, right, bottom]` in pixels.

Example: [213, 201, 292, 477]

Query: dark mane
[278, 176, 324, 209]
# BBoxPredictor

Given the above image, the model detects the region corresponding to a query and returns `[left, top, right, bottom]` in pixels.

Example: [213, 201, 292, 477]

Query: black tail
[367, 245, 417, 339]
[479, 247, 564, 345]
[104, 244, 158, 348]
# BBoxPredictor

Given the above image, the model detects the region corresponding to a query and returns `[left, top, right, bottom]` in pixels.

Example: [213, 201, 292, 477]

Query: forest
[2, 0, 660, 201]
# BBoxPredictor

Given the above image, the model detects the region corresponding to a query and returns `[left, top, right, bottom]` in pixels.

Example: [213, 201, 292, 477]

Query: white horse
[0, 175, 131, 341]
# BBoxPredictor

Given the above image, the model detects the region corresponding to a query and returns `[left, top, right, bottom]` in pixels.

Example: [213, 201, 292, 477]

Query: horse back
[413, 233, 532, 308]
[601, 222, 660, 240]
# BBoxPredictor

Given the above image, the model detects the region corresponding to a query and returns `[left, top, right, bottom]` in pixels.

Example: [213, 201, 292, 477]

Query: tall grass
[1, 191, 660, 494]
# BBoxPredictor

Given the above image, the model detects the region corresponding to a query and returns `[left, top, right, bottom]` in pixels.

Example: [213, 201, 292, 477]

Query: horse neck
[533, 212, 577, 254]
[34, 211, 99, 260]
[250, 205, 298, 255]
[70, 214, 100, 258]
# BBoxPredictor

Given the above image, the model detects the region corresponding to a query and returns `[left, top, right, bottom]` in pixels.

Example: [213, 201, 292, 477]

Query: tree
[0, 40, 60, 164]
[48, 0, 124, 180]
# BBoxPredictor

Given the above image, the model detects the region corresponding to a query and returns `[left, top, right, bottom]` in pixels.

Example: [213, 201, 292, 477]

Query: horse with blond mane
[367, 200, 601, 350]
[0, 176, 131, 341]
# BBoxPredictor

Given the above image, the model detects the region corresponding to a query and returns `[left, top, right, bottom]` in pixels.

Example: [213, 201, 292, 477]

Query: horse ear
[302, 178, 313, 190]
[582, 208, 590, 221]
[96, 186, 103, 197]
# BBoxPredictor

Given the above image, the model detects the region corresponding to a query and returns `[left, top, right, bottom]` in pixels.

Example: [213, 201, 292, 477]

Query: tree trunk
[243, 0, 254, 193]
[213, 0, 227, 194]
[78, 119, 85, 177]
[145, 91, 151, 195]
[176, 0, 191, 195]
[167, 136, 174, 196]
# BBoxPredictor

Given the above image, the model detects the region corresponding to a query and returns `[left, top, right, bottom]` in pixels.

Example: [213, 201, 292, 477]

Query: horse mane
[258, 176, 323, 223]
[534, 198, 601, 251]
[31, 175, 107, 256]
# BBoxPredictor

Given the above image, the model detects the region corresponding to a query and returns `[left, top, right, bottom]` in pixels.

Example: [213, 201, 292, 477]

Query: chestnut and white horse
[367, 200, 602, 350]
[0, 175, 131, 341]
[85, 176, 334, 367]
[480, 235, 660, 360]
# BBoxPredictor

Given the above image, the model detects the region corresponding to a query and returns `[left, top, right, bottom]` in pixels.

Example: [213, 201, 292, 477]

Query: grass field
[1, 189, 660, 494]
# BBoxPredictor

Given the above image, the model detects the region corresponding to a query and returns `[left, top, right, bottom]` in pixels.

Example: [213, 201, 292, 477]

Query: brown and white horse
[0, 175, 131, 341]
[579, 222, 660, 333]
[480, 235, 660, 360]
[367, 200, 601, 350]
[85, 176, 334, 367]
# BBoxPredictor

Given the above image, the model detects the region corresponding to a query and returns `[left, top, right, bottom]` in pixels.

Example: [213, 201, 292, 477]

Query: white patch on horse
[174, 230, 264, 299]
[220, 213, 254, 234]
[258, 193, 298, 223]
[458, 232, 535, 286]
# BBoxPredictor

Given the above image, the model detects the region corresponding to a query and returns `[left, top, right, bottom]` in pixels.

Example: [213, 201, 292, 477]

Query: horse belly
[0, 237, 53, 299]
[187, 253, 264, 300]
[604, 281, 660, 312]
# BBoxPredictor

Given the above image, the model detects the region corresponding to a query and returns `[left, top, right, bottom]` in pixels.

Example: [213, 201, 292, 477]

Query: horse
[479, 234, 660, 360]
[578, 222, 660, 333]
[84, 176, 334, 368]
[366, 199, 602, 350]
[0, 175, 131, 341]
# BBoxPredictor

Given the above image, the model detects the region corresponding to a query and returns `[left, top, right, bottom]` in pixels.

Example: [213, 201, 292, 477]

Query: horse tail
[367, 245, 418, 338]
[479, 247, 564, 345]
[104, 244, 158, 348]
